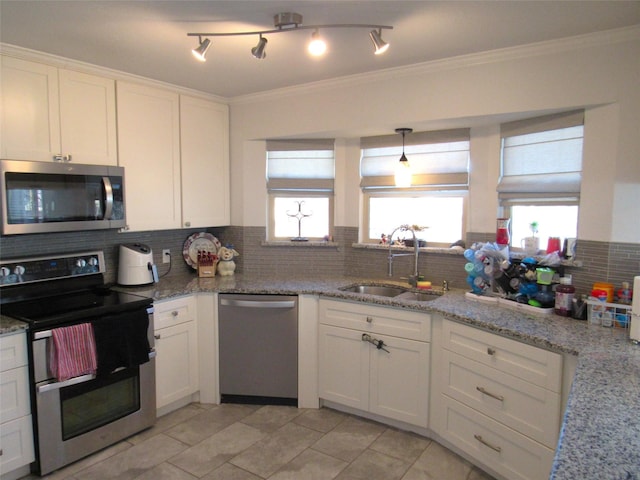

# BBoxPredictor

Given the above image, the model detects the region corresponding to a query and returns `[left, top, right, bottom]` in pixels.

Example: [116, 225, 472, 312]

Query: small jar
[554, 275, 575, 317]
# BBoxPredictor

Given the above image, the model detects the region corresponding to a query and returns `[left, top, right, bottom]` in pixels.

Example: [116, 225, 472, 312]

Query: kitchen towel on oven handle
[92, 309, 151, 376]
[49, 323, 98, 382]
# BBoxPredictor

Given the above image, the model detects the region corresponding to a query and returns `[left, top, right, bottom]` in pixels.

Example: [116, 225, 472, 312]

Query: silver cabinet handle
[366, 316, 373, 323]
[154, 334, 161, 340]
[476, 386, 504, 402]
[474, 434, 502, 453]
[171, 311, 178, 317]
[487, 347, 496, 356]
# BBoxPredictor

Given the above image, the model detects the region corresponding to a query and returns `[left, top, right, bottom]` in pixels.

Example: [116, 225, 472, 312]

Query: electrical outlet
[162, 249, 170, 263]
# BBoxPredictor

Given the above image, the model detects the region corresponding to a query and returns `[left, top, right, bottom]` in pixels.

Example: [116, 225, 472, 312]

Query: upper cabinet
[1, 56, 117, 165]
[116, 81, 182, 231]
[180, 95, 230, 228]
[116, 82, 230, 231]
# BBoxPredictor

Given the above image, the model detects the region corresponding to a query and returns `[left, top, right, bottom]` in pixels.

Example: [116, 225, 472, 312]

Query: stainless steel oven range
[0, 251, 156, 476]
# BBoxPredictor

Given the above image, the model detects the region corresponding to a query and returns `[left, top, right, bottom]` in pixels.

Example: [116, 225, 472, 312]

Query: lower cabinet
[318, 299, 430, 428]
[0, 332, 35, 477]
[432, 318, 562, 480]
[153, 296, 199, 411]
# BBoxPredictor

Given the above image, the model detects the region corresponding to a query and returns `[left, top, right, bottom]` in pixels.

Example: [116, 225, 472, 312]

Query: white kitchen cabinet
[116, 81, 182, 231]
[433, 318, 562, 480]
[180, 95, 230, 227]
[1, 56, 117, 165]
[318, 299, 430, 428]
[153, 296, 199, 411]
[0, 332, 35, 477]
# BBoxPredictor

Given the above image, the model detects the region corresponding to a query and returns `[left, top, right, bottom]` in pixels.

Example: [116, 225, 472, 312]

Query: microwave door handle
[102, 176, 114, 220]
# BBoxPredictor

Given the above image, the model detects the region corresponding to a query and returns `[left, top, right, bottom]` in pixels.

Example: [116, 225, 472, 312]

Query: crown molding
[230, 25, 640, 105]
[0, 43, 229, 104]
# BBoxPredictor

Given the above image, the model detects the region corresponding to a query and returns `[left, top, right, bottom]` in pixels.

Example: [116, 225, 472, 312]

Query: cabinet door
[180, 96, 230, 227]
[318, 324, 369, 410]
[59, 69, 117, 165]
[116, 81, 181, 231]
[1, 56, 60, 161]
[155, 321, 199, 409]
[369, 335, 430, 427]
[0, 415, 35, 475]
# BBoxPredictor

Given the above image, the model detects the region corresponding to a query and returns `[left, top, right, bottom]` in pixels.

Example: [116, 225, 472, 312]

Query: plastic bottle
[554, 275, 575, 317]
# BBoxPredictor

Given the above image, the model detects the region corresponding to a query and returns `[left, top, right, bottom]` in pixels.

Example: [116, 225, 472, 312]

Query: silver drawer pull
[487, 347, 496, 356]
[476, 386, 504, 402]
[366, 316, 373, 323]
[171, 311, 178, 317]
[154, 334, 161, 340]
[474, 434, 502, 453]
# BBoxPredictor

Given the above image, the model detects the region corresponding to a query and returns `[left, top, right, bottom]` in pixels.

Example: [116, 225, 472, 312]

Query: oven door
[34, 360, 155, 475]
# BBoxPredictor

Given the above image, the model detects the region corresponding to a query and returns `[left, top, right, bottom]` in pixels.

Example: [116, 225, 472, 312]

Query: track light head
[369, 29, 389, 55]
[192, 37, 211, 62]
[308, 30, 327, 56]
[251, 35, 268, 59]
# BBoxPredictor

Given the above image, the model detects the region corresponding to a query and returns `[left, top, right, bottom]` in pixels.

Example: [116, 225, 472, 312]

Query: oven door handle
[37, 373, 96, 393]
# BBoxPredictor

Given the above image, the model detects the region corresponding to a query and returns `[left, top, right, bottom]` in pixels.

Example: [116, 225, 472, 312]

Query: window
[266, 139, 335, 241]
[360, 129, 470, 246]
[498, 110, 584, 250]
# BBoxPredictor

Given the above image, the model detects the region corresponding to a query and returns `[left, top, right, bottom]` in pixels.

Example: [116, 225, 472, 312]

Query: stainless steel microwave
[1, 159, 126, 235]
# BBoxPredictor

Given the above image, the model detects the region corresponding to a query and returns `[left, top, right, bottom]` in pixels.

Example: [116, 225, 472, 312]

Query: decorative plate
[182, 232, 221, 269]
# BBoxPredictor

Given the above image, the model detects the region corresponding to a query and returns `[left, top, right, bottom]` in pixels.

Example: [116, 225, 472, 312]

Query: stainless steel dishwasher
[218, 294, 298, 405]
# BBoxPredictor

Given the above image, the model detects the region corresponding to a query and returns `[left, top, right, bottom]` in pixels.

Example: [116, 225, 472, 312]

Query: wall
[229, 28, 640, 244]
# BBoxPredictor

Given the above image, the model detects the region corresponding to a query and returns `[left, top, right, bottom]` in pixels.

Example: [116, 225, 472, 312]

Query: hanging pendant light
[395, 128, 413, 187]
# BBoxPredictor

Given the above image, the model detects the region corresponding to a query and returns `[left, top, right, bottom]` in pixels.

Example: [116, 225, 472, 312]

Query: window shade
[266, 139, 335, 192]
[498, 111, 584, 205]
[360, 128, 470, 190]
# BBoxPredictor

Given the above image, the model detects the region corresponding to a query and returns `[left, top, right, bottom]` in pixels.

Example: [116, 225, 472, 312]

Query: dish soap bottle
[554, 275, 575, 317]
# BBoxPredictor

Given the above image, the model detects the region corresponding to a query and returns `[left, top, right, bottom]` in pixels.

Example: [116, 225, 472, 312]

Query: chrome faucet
[387, 224, 421, 286]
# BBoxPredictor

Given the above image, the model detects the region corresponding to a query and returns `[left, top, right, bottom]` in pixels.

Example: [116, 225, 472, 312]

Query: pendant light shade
[192, 37, 211, 62]
[251, 35, 268, 59]
[369, 29, 389, 55]
[395, 128, 413, 187]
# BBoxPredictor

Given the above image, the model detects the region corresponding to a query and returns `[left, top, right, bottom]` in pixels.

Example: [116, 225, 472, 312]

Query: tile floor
[22, 403, 496, 480]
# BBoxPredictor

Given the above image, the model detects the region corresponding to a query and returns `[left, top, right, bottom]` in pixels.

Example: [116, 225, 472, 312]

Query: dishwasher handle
[220, 298, 296, 309]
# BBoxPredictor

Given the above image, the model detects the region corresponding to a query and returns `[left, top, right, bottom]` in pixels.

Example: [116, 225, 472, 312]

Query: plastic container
[554, 275, 575, 317]
[617, 282, 633, 305]
[593, 282, 614, 303]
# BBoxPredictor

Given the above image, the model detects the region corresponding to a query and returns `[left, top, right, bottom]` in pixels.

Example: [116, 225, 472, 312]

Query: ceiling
[1, 1, 639, 99]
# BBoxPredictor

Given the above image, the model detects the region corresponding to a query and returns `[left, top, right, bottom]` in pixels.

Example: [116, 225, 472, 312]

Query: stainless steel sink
[394, 290, 441, 302]
[340, 284, 407, 297]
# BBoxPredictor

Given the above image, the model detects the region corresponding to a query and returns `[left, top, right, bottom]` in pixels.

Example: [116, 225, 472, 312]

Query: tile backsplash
[1, 227, 638, 298]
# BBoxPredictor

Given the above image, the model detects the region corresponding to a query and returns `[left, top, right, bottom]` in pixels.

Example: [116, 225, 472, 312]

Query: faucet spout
[387, 224, 421, 285]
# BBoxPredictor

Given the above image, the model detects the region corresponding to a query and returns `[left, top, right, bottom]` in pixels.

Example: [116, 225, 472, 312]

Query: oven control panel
[0, 251, 105, 285]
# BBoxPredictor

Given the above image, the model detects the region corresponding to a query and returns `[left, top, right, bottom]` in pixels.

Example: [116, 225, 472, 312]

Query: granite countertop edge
[2, 272, 638, 479]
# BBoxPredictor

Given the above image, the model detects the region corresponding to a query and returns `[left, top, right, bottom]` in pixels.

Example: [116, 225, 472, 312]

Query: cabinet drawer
[442, 320, 561, 392]
[0, 366, 30, 423]
[440, 396, 554, 480]
[0, 333, 28, 372]
[0, 414, 35, 475]
[154, 296, 196, 330]
[442, 350, 560, 448]
[319, 299, 430, 341]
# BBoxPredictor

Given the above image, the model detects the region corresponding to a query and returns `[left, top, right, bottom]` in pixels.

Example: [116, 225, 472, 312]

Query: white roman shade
[498, 110, 584, 205]
[360, 128, 470, 191]
[266, 139, 335, 192]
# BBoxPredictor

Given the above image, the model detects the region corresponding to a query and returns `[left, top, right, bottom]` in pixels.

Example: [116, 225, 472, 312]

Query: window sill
[352, 243, 465, 255]
[261, 240, 339, 248]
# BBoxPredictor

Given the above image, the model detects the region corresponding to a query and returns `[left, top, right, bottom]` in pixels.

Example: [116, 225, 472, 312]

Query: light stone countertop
[2, 272, 638, 479]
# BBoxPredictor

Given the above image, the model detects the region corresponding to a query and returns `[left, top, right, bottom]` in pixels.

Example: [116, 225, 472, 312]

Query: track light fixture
[308, 30, 327, 57]
[188, 12, 392, 62]
[251, 35, 268, 59]
[191, 37, 211, 62]
[395, 128, 413, 188]
[369, 29, 389, 55]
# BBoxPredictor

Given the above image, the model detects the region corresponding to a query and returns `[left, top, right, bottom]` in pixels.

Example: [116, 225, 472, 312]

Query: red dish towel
[50, 323, 98, 381]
